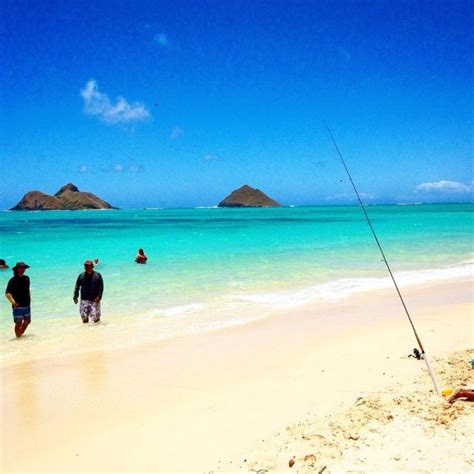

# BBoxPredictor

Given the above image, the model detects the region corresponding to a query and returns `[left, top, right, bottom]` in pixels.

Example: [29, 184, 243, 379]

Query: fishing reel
[408, 348, 423, 360]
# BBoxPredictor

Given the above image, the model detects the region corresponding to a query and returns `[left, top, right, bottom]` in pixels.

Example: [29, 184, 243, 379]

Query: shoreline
[1, 262, 472, 369]
[1, 277, 472, 472]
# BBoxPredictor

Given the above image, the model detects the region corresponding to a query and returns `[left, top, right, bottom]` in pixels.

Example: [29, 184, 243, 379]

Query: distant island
[218, 185, 281, 208]
[11, 183, 116, 210]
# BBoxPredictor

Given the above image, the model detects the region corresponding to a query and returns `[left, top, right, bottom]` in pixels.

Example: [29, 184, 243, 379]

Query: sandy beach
[1, 277, 473, 473]
[3, 0, 472, 472]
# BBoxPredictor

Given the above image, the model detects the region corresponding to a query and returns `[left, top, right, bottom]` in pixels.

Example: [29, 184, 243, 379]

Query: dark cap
[13, 261, 30, 270]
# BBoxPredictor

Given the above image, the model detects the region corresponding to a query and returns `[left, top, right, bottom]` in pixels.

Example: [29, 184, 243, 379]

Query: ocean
[1, 204, 472, 365]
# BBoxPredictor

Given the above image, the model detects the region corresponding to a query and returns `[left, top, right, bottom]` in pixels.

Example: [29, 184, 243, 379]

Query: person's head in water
[84, 259, 94, 274]
[13, 261, 29, 277]
[0, 259, 9, 269]
[135, 248, 147, 264]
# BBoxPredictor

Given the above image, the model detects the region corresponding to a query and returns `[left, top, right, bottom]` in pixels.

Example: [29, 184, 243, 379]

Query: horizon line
[2, 201, 473, 212]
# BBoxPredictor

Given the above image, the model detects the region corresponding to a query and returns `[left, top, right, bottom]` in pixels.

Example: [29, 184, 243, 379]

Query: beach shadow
[8, 333, 37, 342]
[83, 320, 109, 327]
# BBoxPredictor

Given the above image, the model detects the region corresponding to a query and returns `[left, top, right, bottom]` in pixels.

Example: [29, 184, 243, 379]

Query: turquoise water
[1, 204, 472, 364]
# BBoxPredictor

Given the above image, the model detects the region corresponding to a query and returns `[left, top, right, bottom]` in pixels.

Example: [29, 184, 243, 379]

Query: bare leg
[448, 388, 474, 403]
[19, 320, 30, 336]
[14, 322, 23, 338]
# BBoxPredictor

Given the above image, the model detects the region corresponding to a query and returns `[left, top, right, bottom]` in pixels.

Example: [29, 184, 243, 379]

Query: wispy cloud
[327, 192, 376, 202]
[154, 33, 170, 47]
[106, 163, 144, 173]
[416, 180, 473, 193]
[79, 163, 144, 173]
[202, 154, 221, 162]
[170, 126, 184, 139]
[80, 80, 150, 124]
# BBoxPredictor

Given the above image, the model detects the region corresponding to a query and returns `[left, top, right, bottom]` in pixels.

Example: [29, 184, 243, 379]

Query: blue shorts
[13, 306, 31, 323]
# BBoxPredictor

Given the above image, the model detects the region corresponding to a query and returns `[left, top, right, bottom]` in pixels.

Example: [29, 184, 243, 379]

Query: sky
[1, 0, 473, 208]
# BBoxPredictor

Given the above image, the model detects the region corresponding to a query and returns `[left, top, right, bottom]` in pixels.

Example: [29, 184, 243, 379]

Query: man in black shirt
[73, 259, 104, 323]
[5, 261, 31, 337]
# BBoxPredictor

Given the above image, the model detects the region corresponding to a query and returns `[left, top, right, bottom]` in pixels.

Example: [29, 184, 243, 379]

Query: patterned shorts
[80, 300, 101, 323]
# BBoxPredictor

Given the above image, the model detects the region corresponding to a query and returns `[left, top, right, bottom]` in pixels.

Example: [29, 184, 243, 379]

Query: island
[218, 185, 281, 207]
[11, 183, 116, 210]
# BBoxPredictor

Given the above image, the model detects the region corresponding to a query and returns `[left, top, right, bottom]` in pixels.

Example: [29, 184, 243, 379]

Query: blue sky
[1, 0, 472, 208]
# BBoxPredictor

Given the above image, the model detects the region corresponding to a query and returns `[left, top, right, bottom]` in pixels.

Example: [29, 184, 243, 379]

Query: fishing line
[324, 122, 440, 395]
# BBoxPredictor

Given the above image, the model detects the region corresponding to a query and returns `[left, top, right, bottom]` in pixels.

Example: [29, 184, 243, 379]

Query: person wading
[5, 261, 31, 337]
[73, 259, 104, 323]
[135, 248, 148, 264]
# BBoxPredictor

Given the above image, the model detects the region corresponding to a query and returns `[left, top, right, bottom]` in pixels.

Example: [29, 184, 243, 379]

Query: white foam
[158, 303, 205, 317]
[2, 261, 472, 368]
[233, 262, 474, 309]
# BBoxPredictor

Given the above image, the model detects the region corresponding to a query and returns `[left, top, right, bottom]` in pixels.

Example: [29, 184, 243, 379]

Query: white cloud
[416, 180, 473, 193]
[128, 164, 143, 172]
[170, 127, 184, 139]
[118, 163, 143, 173]
[202, 154, 221, 161]
[154, 33, 170, 47]
[78, 162, 143, 173]
[327, 192, 376, 202]
[96, 163, 144, 173]
[80, 80, 150, 124]
[358, 192, 376, 199]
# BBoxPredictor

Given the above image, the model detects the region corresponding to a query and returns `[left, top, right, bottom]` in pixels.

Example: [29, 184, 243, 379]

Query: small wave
[233, 262, 474, 309]
[157, 303, 205, 318]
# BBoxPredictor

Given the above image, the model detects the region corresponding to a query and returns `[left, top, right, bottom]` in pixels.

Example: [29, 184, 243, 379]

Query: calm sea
[1, 204, 472, 365]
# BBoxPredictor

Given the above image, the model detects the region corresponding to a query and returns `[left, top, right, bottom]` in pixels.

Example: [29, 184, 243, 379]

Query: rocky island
[218, 185, 281, 208]
[11, 183, 116, 210]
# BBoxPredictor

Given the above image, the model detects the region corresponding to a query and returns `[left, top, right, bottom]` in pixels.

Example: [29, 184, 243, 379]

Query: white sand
[1, 278, 472, 473]
[223, 350, 473, 473]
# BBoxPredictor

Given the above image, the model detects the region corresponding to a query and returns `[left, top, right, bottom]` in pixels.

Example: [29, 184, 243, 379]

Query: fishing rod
[324, 122, 440, 395]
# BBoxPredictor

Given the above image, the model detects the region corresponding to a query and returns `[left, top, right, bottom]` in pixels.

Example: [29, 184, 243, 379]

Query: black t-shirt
[6, 275, 31, 307]
[74, 271, 104, 301]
